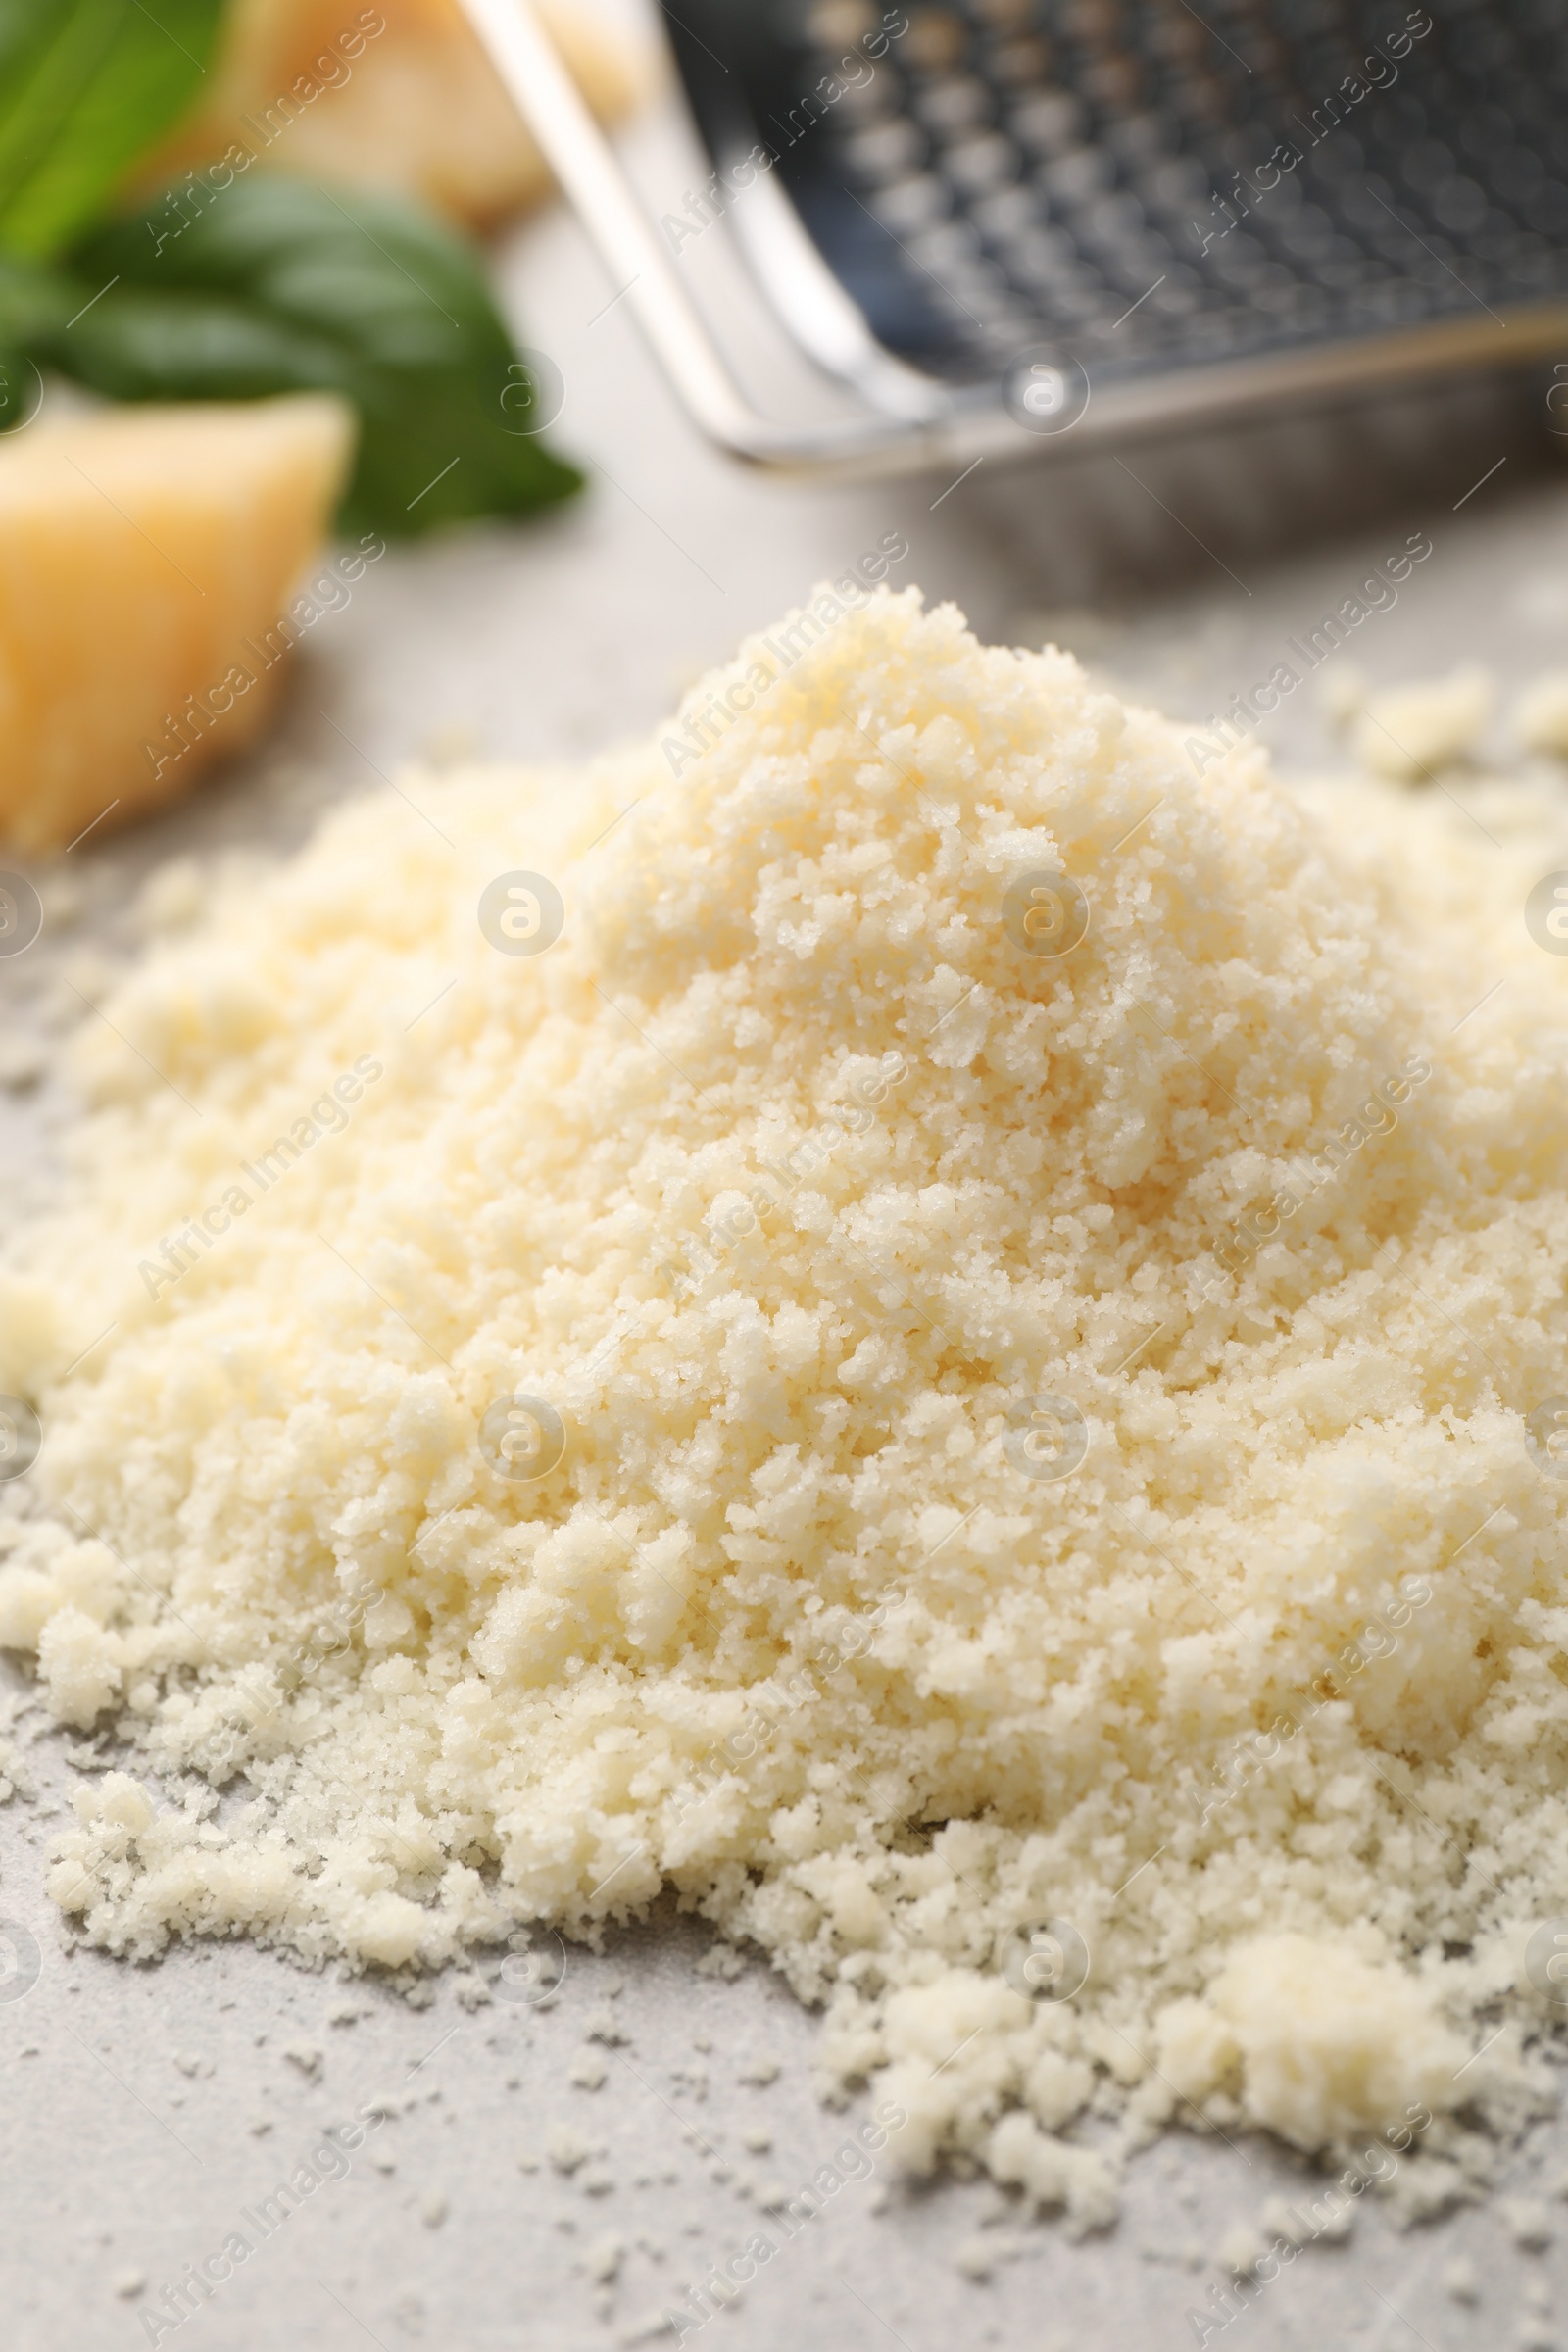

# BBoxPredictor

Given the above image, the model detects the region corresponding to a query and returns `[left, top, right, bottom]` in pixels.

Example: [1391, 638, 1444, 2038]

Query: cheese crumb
[1500, 2196, 1553, 2251]
[548, 2126, 593, 2176]
[585, 2232, 623, 2283]
[1440, 2255, 1479, 2302]
[1350, 663, 1492, 777]
[954, 2235, 997, 2279]
[1516, 671, 1568, 758]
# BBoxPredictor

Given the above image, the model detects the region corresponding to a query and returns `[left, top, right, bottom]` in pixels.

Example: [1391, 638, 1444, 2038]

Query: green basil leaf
[0, 0, 226, 260]
[0, 248, 75, 424]
[0, 248, 76, 343]
[49, 175, 581, 535]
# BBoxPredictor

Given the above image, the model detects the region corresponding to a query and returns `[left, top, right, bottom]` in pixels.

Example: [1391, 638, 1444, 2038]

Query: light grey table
[3, 39, 1568, 2352]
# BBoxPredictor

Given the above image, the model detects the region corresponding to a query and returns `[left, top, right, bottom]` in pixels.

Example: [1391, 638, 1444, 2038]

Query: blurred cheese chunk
[1515, 670, 1568, 758]
[142, 0, 649, 235]
[1350, 664, 1493, 780]
[0, 395, 355, 853]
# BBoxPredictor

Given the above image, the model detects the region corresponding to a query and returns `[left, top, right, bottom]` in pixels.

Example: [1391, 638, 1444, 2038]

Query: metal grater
[458, 0, 1568, 473]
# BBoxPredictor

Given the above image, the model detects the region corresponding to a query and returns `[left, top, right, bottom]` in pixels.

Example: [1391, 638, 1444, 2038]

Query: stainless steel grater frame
[456, 0, 1568, 478]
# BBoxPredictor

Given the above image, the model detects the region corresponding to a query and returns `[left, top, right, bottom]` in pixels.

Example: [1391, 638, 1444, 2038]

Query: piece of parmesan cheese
[4, 587, 1568, 2204]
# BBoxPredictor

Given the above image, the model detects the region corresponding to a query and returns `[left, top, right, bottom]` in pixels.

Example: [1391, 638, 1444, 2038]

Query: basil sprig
[0, 3, 582, 535]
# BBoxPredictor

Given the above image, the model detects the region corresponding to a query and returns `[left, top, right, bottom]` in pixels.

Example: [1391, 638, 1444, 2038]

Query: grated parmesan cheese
[4, 586, 1568, 2206]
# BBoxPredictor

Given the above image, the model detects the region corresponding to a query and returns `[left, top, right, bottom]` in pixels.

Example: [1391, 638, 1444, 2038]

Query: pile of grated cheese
[5, 585, 1568, 2222]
